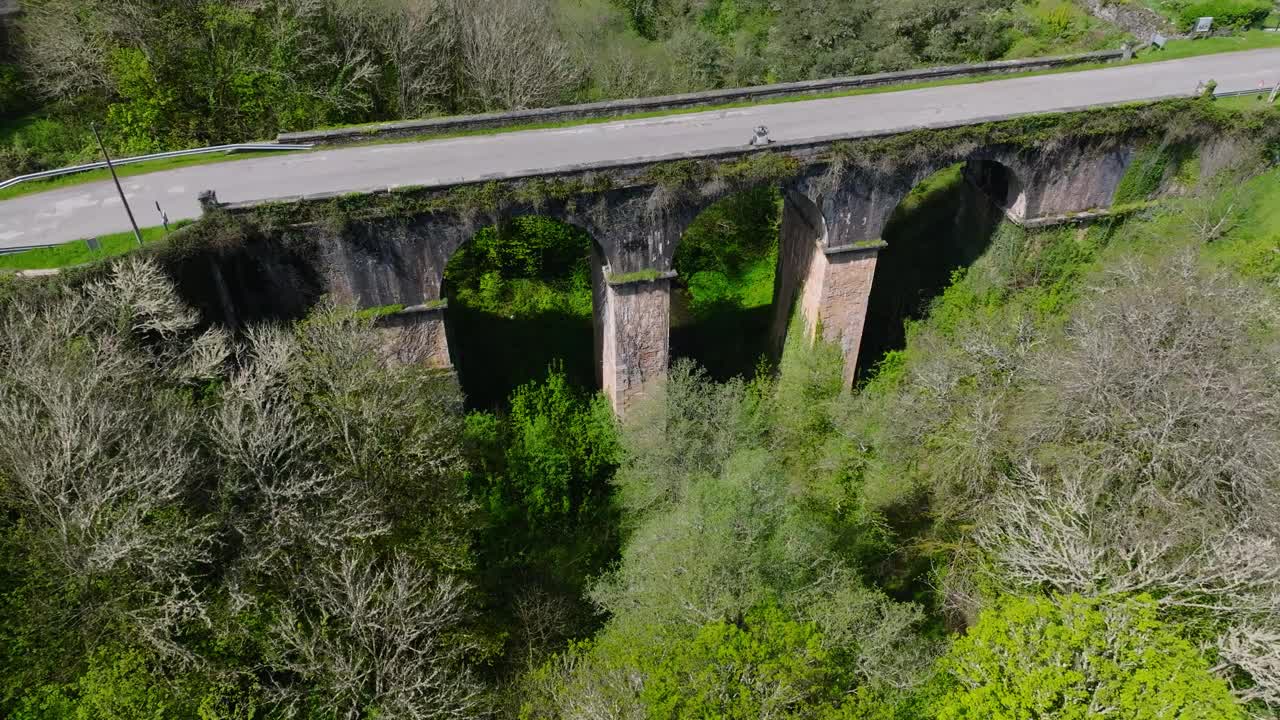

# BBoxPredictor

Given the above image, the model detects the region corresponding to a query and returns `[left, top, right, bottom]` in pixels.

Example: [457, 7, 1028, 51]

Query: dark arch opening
[855, 161, 1007, 378]
[443, 215, 599, 410]
[965, 158, 1024, 217]
[669, 185, 782, 381]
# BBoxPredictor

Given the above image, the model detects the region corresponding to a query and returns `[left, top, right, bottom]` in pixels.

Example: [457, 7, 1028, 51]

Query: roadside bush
[1171, 0, 1270, 29]
[0, 115, 93, 173]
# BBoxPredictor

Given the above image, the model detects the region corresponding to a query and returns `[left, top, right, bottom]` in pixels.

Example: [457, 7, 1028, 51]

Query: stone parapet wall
[280, 50, 1123, 146]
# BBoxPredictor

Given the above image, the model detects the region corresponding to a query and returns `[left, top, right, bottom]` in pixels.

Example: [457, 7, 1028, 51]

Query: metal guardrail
[1214, 87, 1277, 99]
[0, 142, 314, 192]
[0, 244, 51, 256]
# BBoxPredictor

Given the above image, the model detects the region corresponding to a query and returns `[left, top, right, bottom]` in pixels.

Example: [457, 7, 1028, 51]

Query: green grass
[606, 269, 663, 284]
[354, 303, 406, 320]
[1213, 91, 1280, 109]
[0, 149, 307, 202]
[1143, 29, 1280, 58]
[1202, 168, 1280, 282]
[0, 225, 174, 271]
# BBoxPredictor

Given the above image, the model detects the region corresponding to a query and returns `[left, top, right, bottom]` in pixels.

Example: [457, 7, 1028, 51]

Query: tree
[638, 606, 843, 719]
[971, 256, 1280, 675]
[937, 594, 1243, 720]
[327, 0, 457, 117]
[267, 551, 487, 720]
[18, 0, 114, 101]
[457, 0, 580, 111]
[0, 259, 223, 663]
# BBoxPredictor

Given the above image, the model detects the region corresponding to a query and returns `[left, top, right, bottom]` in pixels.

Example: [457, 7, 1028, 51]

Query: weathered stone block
[375, 306, 452, 369]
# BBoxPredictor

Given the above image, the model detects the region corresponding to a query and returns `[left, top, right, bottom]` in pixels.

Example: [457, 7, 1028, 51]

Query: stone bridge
[185, 103, 1221, 413]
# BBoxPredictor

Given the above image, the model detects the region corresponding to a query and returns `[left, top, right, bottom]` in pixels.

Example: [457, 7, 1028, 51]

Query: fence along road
[2, 48, 1279, 251]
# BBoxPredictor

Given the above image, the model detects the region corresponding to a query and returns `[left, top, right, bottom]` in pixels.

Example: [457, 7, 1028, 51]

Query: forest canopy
[4, 1, 1280, 717]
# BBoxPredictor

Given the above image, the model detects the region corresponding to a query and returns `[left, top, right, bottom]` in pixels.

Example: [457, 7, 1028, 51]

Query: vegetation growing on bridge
[214, 95, 1279, 236]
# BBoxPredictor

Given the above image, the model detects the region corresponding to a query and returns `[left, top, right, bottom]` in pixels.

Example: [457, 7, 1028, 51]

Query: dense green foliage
[0, 0, 1129, 177]
[445, 216, 595, 408]
[671, 185, 780, 379]
[937, 595, 1242, 719]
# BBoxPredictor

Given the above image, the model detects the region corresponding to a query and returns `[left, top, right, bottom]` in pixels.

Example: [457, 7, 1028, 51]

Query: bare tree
[1188, 181, 1247, 244]
[268, 550, 488, 720]
[0, 259, 221, 659]
[211, 325, 391, 581]
[966, 253, 1280, 706]
[977, 464, 1280, 616]
[1216, 625, 1280, 706]
[326, 0, 457, 117]
[456, 0, 581, 111]
[18, 0, 115, 100]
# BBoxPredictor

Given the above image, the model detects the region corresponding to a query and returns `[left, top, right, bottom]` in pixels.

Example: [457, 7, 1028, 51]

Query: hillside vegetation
[3, 112, 1280, 717]
[0, 0, 1125, 177]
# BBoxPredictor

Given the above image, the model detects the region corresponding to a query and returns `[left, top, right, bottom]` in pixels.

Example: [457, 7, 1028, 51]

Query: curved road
[2, 49, 1278, 250]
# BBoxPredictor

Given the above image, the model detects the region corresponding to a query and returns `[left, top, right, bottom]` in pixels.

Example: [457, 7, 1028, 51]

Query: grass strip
[0, 224, 176, 271]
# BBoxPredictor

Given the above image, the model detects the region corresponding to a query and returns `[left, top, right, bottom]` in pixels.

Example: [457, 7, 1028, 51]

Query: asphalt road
[3, 49, 1279, 250]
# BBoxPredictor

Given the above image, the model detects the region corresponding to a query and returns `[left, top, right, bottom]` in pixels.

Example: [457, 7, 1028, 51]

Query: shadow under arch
[442, 215, 602, 410]
[668, 184, 783, 382]
[854, 159, 1010, 379]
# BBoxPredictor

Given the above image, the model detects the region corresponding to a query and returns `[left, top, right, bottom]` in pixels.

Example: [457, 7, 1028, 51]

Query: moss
[220, 96, 1279, 240]
[853, 239, 890, 250]
[607, 269, 662, 284]
[714, 152, 802, 186]
[1114, 143, 1172, 205]
[826, 97, 1272, 171]
[355, 303, 406, 320]
[642, 160, 709, 190]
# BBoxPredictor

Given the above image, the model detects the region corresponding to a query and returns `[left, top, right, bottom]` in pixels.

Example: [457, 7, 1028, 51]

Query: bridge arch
[770, 151, 1028, 385]
[855, 160, 1007, 377]
[439, 214, 604, 409]
[668, 184, 786, 380]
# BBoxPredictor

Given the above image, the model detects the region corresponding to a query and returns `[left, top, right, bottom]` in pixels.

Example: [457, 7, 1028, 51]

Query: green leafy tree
[936, 594, 1244, 720]
[639, 606, 845, 719]
[467, 365, 619, 528]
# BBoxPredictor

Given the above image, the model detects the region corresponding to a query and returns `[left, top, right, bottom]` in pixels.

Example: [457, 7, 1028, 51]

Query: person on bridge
[749, 125, 773, 146]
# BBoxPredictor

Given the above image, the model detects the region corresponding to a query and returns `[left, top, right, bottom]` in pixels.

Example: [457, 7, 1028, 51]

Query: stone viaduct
[186, 104, 1208, 413]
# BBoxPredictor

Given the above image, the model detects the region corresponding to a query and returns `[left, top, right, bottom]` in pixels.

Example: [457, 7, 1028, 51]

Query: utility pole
[91, 122, 144, 247]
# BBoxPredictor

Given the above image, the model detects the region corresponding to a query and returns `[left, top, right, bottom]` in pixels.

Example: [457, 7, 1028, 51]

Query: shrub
[1173, 0, 1270, 30]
